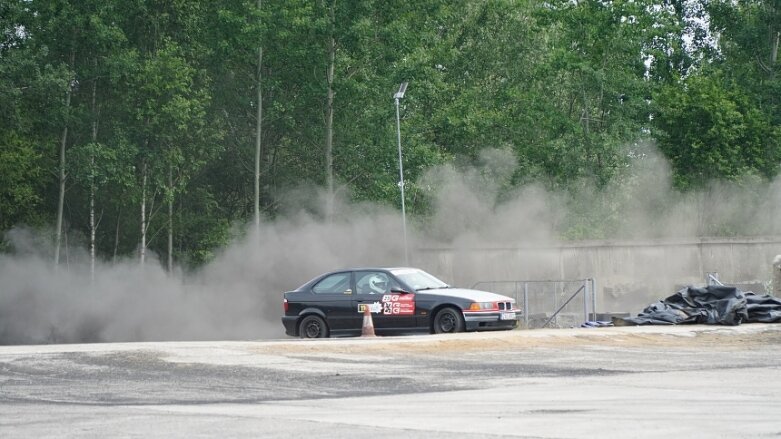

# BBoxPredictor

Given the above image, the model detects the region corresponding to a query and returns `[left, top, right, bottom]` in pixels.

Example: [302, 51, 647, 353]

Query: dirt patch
[251, 324, 781, 356]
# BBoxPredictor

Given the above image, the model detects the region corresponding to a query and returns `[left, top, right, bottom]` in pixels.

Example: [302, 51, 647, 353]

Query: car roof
[301, 267, 417, 286]
[326, 267, 416, 273]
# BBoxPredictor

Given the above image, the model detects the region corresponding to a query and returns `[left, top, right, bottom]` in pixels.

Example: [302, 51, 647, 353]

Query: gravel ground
[1, 324, 780, 438]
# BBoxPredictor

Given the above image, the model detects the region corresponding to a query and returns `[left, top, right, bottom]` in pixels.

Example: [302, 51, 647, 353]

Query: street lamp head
[393, 81, 408, 99]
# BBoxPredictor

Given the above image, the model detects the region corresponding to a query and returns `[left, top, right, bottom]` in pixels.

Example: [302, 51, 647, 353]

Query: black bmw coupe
[282, 267, 521, 338]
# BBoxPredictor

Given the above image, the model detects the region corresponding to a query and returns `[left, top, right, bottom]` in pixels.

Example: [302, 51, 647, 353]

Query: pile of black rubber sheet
[613, 285, 781, 326]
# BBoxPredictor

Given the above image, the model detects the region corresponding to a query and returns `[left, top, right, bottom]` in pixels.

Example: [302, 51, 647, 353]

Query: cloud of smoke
[1, 143, 780, 343]
[419, 148, 564, 246]
[0, 189, 411, 344]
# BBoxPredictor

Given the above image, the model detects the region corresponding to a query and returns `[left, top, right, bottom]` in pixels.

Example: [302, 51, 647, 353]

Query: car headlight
[468, 302, 498, 311]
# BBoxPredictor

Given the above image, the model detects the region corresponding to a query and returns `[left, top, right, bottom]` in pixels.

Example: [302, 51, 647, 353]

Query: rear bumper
[281, 316, 298, 336]
[463, 310, 521, 331]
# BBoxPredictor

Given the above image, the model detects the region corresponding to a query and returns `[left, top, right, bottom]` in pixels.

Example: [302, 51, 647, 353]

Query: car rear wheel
[299, 315, 329, 338]
[433, 307, 465, 334]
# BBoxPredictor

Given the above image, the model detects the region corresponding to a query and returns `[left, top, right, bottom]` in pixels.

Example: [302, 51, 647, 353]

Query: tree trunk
[325, 1, 336, 217]
[113, 206, 121, 262]
[581, 87, 591, 171]
[89, 62, 99, 282]
[254, 0, 263, 235]
[167, 164, 173, 272]
[140, 161, 147, 266]
[54, 49, 75, 269]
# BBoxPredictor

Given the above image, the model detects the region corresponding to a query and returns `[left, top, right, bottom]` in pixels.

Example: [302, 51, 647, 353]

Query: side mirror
[390, 287, 411, 294]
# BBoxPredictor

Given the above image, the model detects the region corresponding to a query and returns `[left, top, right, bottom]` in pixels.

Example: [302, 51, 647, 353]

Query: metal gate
[471, 279, 597, 328]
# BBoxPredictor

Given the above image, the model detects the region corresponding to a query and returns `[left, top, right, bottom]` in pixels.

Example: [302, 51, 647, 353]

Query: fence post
[523, 282, 529, 328]
[583, 279, 589, 323]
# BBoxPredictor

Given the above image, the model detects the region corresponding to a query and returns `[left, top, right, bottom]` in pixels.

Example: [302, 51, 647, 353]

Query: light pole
[394, 81, 409, 265]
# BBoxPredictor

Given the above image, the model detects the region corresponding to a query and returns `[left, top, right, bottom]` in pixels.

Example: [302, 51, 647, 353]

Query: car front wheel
[433, 307, 465, 334]
[299, 315, 329, 338]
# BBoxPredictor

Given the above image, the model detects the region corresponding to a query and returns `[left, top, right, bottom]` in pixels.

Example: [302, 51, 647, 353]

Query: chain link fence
[471, 279, 597, 328]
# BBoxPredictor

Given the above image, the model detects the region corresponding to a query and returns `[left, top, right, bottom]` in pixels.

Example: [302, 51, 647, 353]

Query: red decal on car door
[381, 294, 415, 315]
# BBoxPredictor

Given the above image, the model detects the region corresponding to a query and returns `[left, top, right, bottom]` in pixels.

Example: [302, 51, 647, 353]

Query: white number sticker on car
[358, 302, 382, 313]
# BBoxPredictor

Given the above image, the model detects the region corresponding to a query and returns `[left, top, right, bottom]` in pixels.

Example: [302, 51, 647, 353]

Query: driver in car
[368, 275, 389, 294]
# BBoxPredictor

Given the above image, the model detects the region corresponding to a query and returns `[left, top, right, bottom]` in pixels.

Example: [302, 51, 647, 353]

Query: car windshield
[390, 268, 449, 291]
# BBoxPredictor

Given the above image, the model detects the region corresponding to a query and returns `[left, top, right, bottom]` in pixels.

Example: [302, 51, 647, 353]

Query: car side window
[355, 271, 396, 295]
[312, 273, 351, 294]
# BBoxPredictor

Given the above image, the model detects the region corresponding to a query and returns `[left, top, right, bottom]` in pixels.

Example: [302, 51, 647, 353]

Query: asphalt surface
[2, 324, 781, 438]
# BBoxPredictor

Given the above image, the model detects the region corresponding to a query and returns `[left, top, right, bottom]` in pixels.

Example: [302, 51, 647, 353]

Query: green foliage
[2, 0, 781, 266]
[68, 142, 134, 188]
[652, 0, 781, 190]
[0, 138, 43, 231]
[654, 70, 780, 189]
[175, 188, 233, 267]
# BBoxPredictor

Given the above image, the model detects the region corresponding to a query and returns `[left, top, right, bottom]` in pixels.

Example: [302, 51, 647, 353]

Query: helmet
[369, 275, 388, 294]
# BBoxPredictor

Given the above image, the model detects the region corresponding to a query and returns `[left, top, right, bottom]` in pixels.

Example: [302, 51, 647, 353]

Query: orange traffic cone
[361, 305, 376, 337]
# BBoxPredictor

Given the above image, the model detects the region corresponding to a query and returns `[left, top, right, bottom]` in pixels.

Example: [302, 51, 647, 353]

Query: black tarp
[613, 285, 781, 326]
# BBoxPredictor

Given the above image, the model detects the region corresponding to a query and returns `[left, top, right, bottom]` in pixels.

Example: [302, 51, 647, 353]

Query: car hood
[417, 288, 513, 303]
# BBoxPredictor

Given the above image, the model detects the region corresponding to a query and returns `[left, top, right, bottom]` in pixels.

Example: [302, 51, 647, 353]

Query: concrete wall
[414, 237, 781, 314]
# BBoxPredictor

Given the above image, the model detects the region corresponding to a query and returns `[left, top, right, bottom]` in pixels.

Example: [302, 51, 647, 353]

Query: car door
[354, 270, 416, 330]
[309, 271, 360, 331]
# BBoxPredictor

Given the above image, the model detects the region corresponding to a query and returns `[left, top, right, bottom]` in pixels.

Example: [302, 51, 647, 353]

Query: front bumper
[463, 310, 521, 331]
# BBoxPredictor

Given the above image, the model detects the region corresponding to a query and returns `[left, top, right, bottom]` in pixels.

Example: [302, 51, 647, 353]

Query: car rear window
[312, 272, 350, 294]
